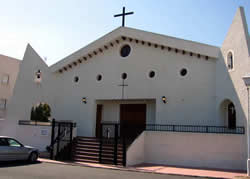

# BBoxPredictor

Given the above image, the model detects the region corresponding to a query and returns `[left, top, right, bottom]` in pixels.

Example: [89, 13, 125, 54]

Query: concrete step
[73, 147, 123, 154]
[74, 159, 122, 166]
[73, 154, 123, 161]
[73, 150, 123, 158]
[72, 136, 125, 166]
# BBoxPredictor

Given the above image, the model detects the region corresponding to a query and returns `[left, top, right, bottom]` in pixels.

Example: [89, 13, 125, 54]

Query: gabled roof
[50, 27, 220, 73]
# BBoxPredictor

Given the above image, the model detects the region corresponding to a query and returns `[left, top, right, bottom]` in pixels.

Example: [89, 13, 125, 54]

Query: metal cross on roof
[114, 7, 134, 27]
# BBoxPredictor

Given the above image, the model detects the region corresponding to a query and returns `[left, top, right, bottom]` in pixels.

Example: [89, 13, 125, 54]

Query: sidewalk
[38, 158, 247, 179]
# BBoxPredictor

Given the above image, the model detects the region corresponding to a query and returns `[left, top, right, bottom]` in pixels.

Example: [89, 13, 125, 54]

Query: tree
[30, 103, 51, 122]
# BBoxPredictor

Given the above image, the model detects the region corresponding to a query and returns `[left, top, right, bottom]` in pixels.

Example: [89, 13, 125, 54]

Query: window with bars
[0, 99, 7, 110]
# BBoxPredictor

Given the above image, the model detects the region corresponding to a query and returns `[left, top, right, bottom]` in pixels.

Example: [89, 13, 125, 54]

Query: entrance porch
[95, 99, 156, 139]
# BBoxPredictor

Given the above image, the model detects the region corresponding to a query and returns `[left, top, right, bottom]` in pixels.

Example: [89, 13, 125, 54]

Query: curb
[38, 159, 221, 179]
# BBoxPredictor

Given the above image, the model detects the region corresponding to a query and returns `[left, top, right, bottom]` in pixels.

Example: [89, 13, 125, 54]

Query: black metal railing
[100, 122, 126, 166]
[48, 119, 76, 160]
[146, 124, 245, 134]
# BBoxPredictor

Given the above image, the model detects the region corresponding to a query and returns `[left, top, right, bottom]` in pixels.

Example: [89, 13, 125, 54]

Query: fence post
[50, 119, 55, 160]
[114, 124, 118, 165]
[99, 124, 103, 163]
[122, 135, 126, 166]
[69, 123, 73, 160]
[56, 123, 61, 160]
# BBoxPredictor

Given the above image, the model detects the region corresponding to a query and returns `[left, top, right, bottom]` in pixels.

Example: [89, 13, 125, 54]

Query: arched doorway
[228, 102, 236, 129]
[220, 100, 236, 128]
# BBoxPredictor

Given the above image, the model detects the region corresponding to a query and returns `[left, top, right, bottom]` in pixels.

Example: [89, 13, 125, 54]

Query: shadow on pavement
[0, 161, 42, 168]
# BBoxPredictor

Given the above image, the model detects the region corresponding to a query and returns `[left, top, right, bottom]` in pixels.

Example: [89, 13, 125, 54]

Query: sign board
[41, 129, 49, 136]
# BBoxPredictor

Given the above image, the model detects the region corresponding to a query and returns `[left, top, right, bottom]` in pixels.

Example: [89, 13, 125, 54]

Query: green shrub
[30, 103, 51, 122]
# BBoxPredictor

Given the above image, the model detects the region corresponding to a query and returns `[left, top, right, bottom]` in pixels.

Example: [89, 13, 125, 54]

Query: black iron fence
[100, 123, 245, 140]
[100, 122, 126, 166]
[146, 124, 245, 134]
[48, 119, 76, 160]
[19, 119, 77, 160]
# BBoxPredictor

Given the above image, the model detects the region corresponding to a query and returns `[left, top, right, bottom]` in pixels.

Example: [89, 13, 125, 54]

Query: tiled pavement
[38, 158, 247, 179]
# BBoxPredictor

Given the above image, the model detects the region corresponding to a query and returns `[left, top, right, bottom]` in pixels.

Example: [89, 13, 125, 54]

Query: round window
[96, 74, 102, 81]
[149, 71, 156, 78]
[121, 73, 127, 80]
[74, 76, 79, 83]
[120, 45, 131, 57]
[180, 68, 188, 77]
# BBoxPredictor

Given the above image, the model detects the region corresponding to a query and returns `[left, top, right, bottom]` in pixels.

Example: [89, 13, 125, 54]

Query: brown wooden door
[120, 104, 146, 140]
[96, 104, 103, 138]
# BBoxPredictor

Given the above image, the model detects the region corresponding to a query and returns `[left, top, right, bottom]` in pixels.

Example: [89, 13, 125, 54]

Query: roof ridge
[0, 54, 21, 61]
[122, 26, 219, 49]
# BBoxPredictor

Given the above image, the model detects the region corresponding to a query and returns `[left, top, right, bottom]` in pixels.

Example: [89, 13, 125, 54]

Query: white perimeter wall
[11, 125, 77, 153]
[15, 125, 52, 152]
[127, 132, 145, 166]
[127, 131, 247, 171]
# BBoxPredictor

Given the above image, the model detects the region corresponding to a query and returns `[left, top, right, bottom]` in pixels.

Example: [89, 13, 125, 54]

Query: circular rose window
[96, 74, 102, 81]
[149, 71, 156, 78]
[180, 68, 188, 77]
[121, 73, 127, 80]
[74, 76, 79, 83]
[120, 45, 131, 57]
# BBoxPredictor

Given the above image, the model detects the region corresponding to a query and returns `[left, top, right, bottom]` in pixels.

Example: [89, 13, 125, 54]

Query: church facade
[2, 7, 250, 170]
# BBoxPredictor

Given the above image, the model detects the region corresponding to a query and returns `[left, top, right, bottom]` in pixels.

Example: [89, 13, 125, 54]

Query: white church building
[1, 7, 250, 171]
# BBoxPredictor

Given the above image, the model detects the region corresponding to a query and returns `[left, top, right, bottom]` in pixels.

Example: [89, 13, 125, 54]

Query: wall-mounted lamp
[82, 97, 87, 104]
[162, 96, 167, 104]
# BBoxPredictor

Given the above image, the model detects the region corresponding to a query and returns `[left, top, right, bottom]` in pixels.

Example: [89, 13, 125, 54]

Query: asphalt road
[0, 161, 204, 179]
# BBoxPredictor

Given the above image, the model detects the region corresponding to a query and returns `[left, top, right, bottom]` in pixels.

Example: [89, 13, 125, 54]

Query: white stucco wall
[3, 44, 57, 137]
[127, 131, 247, 171]
[51, 34, 217, 136]
[16, 125, 52, 151]
[127, 132, 145, 166]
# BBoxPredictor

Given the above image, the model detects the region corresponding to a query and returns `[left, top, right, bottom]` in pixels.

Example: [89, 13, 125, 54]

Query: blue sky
[0, 0, 249, 65]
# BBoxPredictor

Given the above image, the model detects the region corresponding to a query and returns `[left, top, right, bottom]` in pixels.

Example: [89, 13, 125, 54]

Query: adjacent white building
[0, 55, 20, 118]
[2, 7, 250, 171]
